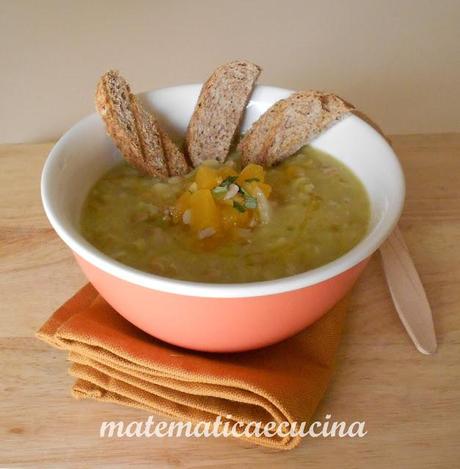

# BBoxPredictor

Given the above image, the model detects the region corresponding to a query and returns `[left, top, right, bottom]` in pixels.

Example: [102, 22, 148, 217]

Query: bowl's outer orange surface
[75, 254, 369, 352]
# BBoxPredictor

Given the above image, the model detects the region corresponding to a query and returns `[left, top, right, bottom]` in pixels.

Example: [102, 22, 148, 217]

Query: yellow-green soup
[81, 147, 370, 283]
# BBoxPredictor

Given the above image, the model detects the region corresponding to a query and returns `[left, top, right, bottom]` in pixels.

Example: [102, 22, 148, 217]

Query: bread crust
[160, 128, 189, 177]
[185, 60, 261, 167]
[95, 70, 189, 178]
[238, 91, 354, 167]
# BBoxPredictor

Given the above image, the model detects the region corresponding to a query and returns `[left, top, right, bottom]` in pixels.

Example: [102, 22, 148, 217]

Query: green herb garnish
[233, 201, 246, 212]
[237, 186, 258, 209]
[211, 185, 227, 199]
[221, 176, 238, 187]
[244, 196, 257, 209]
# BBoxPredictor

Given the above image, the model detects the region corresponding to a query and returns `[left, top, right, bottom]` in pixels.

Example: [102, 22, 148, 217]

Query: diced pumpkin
[221, 205, 250, 230]
[236, 163, 265, 185]
[233, 194, 245, 206]
[195, 166, 221, 190]
[216, 197, 234, 207]
[242, 181, 272, 199]
[172, 191, 192, 223]
[255, 182, 272, 198]
[173, 161, 271, 239]
[218, 165, 238, 179]
[189, 189, 221, 232]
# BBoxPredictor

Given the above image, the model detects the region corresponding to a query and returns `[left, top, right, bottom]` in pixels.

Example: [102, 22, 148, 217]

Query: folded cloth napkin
[37, 284, 349, 450]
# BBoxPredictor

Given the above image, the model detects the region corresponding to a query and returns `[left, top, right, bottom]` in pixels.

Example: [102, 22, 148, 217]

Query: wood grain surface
[1, 135, 459, 468]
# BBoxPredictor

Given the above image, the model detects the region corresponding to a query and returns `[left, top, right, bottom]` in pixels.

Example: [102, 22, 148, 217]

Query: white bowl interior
[41, 84, 404, 297]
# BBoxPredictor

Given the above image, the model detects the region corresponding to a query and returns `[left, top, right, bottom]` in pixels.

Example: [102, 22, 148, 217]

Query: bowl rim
[41, 84, 405, 298]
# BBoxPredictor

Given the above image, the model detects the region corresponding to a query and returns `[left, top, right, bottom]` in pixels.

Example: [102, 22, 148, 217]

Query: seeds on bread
[185, 60, 261, 167]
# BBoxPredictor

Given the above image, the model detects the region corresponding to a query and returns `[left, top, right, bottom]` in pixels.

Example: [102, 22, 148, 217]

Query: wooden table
[1, 135, 459, 468]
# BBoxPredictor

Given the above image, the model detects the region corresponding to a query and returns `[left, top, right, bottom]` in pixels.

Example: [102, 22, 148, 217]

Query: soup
[80, 146, 370, 283]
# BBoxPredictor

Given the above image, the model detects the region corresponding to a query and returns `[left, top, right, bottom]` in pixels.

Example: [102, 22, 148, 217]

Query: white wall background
[0, 0, 459, 143]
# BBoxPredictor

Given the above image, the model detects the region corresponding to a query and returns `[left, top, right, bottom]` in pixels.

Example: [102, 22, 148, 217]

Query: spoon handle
[379, 226, 437, 354]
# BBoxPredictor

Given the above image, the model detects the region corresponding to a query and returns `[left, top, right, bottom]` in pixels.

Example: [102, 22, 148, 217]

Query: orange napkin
[37, 284, 349, 450]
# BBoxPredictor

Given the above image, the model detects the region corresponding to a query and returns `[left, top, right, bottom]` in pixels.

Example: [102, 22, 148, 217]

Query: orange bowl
[41, 84, 405, 352]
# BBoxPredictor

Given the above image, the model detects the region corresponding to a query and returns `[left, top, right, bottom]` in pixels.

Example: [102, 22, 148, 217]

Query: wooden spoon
[379, 226, 437, 354]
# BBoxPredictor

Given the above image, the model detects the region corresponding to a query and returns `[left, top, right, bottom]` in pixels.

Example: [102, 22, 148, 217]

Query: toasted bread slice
[96, 70, 189, 177]
[238, 91, 354, 167]
[160, 128, 189, 177]
[185, 60, 261, 166]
